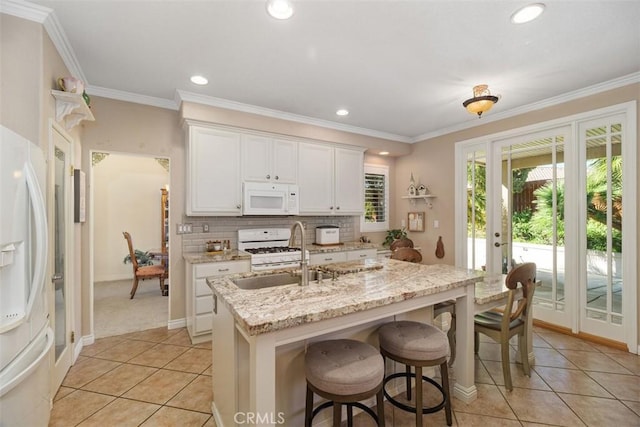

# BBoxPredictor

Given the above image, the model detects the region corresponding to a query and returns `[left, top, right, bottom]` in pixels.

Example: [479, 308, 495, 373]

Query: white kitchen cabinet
[242, 135, 297, 183]
[186, 124, 242, 216]
[186, 260, 250, 343]
[308, 251, 347, 266]
[298, 142, 364, 215]
[346, 248, 377, 261]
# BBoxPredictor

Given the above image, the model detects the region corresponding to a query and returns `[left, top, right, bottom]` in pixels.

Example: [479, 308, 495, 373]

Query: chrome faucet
[289, 221, 309, 286]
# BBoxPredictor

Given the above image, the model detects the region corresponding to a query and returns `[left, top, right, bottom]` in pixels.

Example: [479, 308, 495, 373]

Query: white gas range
[238, 228, 306, 271]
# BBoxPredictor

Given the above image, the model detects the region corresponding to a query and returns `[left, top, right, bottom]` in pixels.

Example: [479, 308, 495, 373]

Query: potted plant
[123, 249, 154, 266]
[383, 228, 408, 247]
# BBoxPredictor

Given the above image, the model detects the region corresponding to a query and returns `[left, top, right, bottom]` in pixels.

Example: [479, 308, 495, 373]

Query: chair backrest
[122, 231, 139, 271]
[503, 262, 537, 324]
[390, 237, 414, 252]
[390, 247, 422, 263]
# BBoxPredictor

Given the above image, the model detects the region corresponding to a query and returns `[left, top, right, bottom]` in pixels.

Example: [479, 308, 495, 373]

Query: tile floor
[50, 326, 640, 426]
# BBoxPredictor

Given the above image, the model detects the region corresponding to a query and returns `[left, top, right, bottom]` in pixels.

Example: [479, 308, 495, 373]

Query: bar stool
[305, 339, 386, 427]
[378, 321, 452, 427]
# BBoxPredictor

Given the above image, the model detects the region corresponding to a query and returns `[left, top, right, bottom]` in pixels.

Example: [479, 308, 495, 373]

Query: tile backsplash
[181, 216, 358, 253]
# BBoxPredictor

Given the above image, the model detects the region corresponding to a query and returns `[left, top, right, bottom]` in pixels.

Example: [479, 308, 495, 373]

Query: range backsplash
[181, 216, 358, 253]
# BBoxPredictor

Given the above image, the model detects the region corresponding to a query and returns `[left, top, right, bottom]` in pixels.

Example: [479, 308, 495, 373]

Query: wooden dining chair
[390, 237, 414, 252]
[390, 246, 422, 263]
[474, 262, 537, 391]
[123, 231, 167, 299]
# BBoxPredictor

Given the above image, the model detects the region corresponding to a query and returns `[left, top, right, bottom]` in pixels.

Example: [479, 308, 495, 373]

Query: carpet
[94, 279, 168, 338]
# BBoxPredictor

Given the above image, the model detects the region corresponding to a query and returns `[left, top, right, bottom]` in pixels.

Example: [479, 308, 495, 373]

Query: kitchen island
[208, 258, 484, 426]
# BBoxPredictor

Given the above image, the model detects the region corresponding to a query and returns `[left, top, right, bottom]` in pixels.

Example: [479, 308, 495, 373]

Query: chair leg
[440, 362, 452, 426]
[305, 385, 313, 427]
[501, 340, 513, 391]
[376, 386, 386, 427]
[474, 331, 480, 354]
[159, 276, 165, 293]
[332, 402, 342, 426]
[447, 314, 456, 366]
[415, 365, 423, 427]
[405, 364, 412, 400]
[347, 404, 353, 427]
[130, 277, 139, 299]
[519, 331, 530, 376]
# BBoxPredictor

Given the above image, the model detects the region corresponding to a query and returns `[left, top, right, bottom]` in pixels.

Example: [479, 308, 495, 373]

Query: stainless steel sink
[232, 271, 320, 290]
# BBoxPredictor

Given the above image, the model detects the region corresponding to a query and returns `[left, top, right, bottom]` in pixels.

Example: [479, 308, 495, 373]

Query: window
[361, 164, 389, 232]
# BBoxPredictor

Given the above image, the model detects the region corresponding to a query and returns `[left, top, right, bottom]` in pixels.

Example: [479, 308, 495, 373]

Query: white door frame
[48, 120, 75, 393]
[455, 101, 637, 353]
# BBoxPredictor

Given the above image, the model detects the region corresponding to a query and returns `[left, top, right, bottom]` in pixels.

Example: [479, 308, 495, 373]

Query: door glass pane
[584, 123, 622, 323]
[54, 147, 67, 360]
[466, 150, 487, 271]
[501, 135, 565, 311]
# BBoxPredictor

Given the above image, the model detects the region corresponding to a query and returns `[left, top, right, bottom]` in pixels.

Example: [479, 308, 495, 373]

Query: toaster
[315, 225, 340, 245]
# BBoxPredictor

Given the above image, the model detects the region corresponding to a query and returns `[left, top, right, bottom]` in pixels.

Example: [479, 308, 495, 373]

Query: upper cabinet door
[242, 134, 272, 182]
[242, 135, 298, 183]
[272, 139, 297, 183]
[298, 142, 334, 214]
[187, 126, 242, 215]
[334, 147, 364, 214]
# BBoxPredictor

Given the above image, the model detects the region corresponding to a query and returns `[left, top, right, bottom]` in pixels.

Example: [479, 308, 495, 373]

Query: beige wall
[80, 97, 183, 330]
[396, 83, 640, 342]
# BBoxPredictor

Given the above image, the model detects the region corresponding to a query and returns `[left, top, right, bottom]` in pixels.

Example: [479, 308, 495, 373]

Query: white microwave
[242, 182, 299, 215]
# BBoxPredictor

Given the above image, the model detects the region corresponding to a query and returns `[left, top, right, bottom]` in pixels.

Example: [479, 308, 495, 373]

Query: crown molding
[412, 71, 640, 143]
[87, 85, 178, 111]
[176, 90, 413, 143]
[0, 0, 49, 22]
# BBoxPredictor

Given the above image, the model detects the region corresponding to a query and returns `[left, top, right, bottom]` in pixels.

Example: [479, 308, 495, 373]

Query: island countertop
[207, 258, 484, 336]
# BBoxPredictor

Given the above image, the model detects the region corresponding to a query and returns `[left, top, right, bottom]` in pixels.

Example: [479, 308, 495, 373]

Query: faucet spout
[289, 221, 309, 286]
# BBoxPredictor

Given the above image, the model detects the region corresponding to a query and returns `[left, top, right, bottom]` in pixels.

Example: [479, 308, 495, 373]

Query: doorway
[90, 152, 169, 339]
[455, 102, 637, 351]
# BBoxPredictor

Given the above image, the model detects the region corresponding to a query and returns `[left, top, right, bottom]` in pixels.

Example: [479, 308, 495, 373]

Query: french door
[50, 122, 73, 392]
[456, 103, 636, 351]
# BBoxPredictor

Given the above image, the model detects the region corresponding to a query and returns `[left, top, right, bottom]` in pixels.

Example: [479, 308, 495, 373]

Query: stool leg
[376, 387, 386, 427]
[415, 365, 423, 427]
[405, 364, 412, 400]
[332, 402, 342, 427]
[441, 362, 452, 426]
[305, 385, 313, 427]
[347, 404, 353, 427]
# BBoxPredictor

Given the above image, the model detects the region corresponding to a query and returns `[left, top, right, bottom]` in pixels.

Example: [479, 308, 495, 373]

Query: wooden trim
[533, 320, 628, 352]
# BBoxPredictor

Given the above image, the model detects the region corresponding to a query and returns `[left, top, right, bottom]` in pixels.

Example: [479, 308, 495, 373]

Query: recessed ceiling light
[511, 3, 545, 24]
[336, 109, 349, 116]
[379, 151, 389, 156]
[190, 75, 208, 85]
[266, 0, 294, 20]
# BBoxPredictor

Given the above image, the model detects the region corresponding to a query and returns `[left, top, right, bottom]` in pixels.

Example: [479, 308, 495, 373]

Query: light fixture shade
[463, 84, 499, 118]
[266, 0, 294, 20]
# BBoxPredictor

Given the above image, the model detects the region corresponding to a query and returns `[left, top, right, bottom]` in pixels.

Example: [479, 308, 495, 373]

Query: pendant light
[462, 84, 499, 118]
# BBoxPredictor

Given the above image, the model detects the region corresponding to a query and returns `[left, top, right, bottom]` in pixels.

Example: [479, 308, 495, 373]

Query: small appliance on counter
[315, 225, 340, 245]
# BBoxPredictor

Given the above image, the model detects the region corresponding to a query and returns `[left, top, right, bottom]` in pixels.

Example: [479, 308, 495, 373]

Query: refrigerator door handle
[23, 161, 48, 319]
[0, 327, 53, 398]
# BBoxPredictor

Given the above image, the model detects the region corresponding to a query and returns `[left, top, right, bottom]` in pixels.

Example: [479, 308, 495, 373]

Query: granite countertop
[207, 258, 484, 336]
[307, 241, 380, 253]
[183, 250, 251, 264]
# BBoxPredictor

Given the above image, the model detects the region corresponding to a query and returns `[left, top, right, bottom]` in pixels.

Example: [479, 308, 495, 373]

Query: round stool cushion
[305, 339, 384, 396]
[379, 321, 449, 361]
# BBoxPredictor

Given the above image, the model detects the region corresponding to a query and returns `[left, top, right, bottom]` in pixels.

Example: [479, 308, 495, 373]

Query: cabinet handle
[359, 254, 367, 258]
[324, 258, 333, 261]
[336, 206, 340, 210]
[275, 175, 279, 180]
[330, 206, 334, 210]
[213, 294, 217, 314]
[218, 268, 230, 272]
[236, 204, 241, 209]
[266, 174, 270, 179]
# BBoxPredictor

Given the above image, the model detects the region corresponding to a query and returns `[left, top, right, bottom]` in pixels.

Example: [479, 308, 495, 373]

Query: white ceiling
[19, 0, 640, 142]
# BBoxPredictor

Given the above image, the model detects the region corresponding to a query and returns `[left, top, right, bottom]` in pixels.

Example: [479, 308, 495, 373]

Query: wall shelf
[401, 194, 436, 208]
[51, 90, 95, 130]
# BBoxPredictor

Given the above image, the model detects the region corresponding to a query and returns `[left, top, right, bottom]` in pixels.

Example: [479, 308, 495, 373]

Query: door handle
[494, 242, 508, 247]
[51, 274, 63, 285]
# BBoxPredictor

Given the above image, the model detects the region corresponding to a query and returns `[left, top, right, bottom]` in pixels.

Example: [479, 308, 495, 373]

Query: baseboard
[82, 334, 95, 346]
[533, 320, 629, 352]
[168, 318, 186, 330]
[73, 340, 84, 363]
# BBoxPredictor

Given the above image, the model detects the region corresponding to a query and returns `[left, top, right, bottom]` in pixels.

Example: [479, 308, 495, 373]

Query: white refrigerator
[0, 125, 53, 426]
